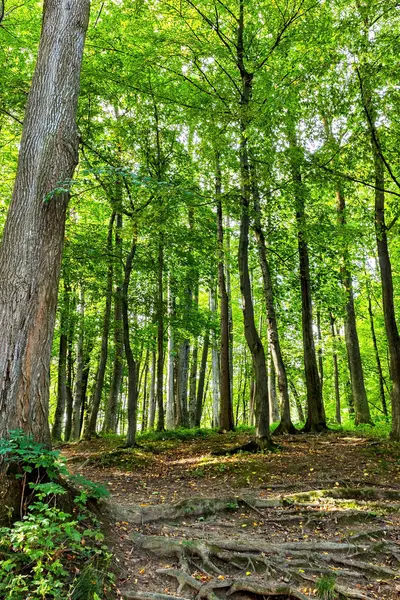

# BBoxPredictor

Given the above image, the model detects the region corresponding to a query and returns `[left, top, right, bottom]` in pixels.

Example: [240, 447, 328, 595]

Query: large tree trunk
[288, 127, 326, 432]
[177, 339, 190, 428]
[0, 0, 90, 444]
[103, 212, 124, 433]
[336, 188, 372, 425]
[195, 331, 209, 427]
[86, 212, 115, 438]
[216, 154, 234, 431]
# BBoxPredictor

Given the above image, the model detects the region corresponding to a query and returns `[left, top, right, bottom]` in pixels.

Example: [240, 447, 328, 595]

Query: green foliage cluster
[0, 431, 114, 600]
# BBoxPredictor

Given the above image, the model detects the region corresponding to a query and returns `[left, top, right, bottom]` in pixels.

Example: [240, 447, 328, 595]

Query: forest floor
[62, 430, 400, 600]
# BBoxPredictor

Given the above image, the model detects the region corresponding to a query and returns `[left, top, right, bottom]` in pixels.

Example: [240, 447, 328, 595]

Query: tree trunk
[210, 287, 220, 429]
[366, 278, 388, 418]
[189, 338, 198, 427]
[64, 301, 76, 442]
[195, 331, 209, 427]
[236, 2, 272, 449]
[268, 356, 280, 423]
[141, 350, 150, 432]
[122, 234, 138, 448]
[103, 212, 124, 434]
[330, 313, 341, 425]
[86, 211, 115, 438]
[79, 338, 93, 437]
[336, 188, 372, 425]
[288, 127, 326, 432]
[71, 286, 85, 440]
[316, 310, 324, 396]
[225, 217, 234, 404]
[289, 380, 305, 423]
[156, 242, 165, 431]
[52, 281, 71, 440]
[0, 0, 90, 444]
[166, 277, 175, 429]
[177, 339, 190, 428]
[216, 154, 234, 431]
[251, 163, 296, 435]
[148, 351, 157, 430]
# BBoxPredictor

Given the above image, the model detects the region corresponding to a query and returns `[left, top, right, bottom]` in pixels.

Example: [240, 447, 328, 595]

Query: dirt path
[63, 431, 400, 600]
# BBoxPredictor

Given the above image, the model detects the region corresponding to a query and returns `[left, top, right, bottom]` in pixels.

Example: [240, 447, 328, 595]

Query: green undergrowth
[0, 430, 114, 600]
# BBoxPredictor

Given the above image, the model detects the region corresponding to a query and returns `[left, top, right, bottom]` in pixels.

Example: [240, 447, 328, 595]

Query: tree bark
[86, 211, 115, 438]
[177, 339, 190, 428]
[216, 154, 234, 432]
[268, 356, 280, 423]
[156, 242, 165, 431]
[288, 126, 326, 432]
[122, 234, 138, 447]
[52, 281, 71, 440]
[210, 287, 220, 429]
[148, 351, 157, 430]
[71, 285, 85, 440]
[166, 276, 175, 429]
[195, 331, 209, 427]
[251, 163, 296, 435]
[330, 313, 341, 425]
[0, 0, 90, 444]
[366, 278, 388, 418]
[336, 188, 372, 425]
[141, 350, 150, 432]
[64, 298, 76, 442]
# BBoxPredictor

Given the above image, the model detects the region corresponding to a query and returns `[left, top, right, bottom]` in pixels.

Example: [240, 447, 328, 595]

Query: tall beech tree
[0, 0, 90, 443]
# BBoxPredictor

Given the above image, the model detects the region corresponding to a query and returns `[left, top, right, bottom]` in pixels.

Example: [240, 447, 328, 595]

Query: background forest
[1, 0, 400, 443]
[1, 1, 400, 600]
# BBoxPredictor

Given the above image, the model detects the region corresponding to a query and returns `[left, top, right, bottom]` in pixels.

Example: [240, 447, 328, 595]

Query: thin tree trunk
[189, 338, 198, 427]
[251, 163, 296, 435]
[336, 187, 372, 425]
[0, 0, 90, 444]
[288, 126, 326, 432]
[215, 153, 234, 431]
[71, 286, 85, 440]
[225, 216, 234, 404]
[79, 338, 93, 437]
[52, 281, 70, 440]
[148, 351, 157, 430]
[86, 212, 115, 438]
[156, 242, 165, 431]
[123, 234, 138, 448]
[210, 287, 220, 429]
[236, 3, 272, 448]
[330, 312, 341, 425]
[316, 310, 324, 397]
[268, 356, 280, 423]
[141, 350, 150, 432]
[166, 277, 175, 429]
[289, 380, 305, 423]
[366, 279, 388, 418]
[177, 339, 190, 428]
[195, 332, 209, 427]
[64, 299, 75, 442]
[103, 212, 124, 433]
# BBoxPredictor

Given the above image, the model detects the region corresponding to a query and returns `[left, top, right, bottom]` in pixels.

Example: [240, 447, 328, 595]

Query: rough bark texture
[177, 339, 190, 428]
[189, 338, 198, 428]
[216, 155, 234, 431]
[0, 0, 90, 443]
